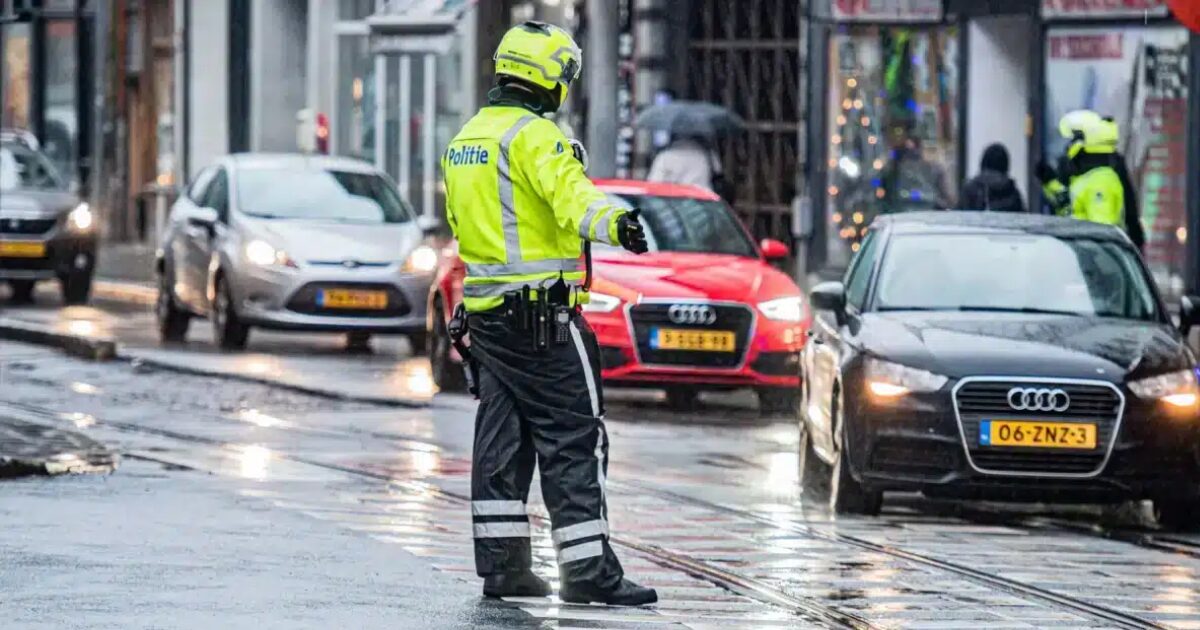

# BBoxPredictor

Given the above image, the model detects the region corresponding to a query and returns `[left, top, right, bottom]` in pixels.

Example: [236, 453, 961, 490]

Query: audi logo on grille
[1007, 387, 1070, 412]
[668, 304, 717, 325]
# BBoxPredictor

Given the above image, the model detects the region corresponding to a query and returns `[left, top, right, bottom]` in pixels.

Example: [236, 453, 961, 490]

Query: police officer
[442, 21, 657, 606]
[1038, 110, 1126, 229]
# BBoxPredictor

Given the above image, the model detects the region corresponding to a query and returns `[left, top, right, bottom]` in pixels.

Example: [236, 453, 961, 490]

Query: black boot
[482, 570, 552, 598]
[560, 578, 658, 606]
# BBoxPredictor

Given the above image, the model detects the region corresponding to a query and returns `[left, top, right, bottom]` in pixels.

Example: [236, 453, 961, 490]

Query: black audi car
[800, 212, 1200, 528]
[0, 130, 95, 304]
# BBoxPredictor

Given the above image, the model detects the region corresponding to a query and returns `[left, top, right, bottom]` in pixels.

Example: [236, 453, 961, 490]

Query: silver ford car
[155, 153, 436, 350]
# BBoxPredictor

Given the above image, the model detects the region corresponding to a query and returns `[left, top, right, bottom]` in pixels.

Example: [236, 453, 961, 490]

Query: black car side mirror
[809, 281, 847, 325]
[1180, 295, 1200, 338]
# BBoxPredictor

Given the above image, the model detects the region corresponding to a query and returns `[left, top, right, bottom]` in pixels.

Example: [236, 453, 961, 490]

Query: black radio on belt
[502, 276, 574, 352]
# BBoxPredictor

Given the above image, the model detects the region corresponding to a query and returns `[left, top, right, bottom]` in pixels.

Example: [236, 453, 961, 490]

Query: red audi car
[426, 180, 809, 412]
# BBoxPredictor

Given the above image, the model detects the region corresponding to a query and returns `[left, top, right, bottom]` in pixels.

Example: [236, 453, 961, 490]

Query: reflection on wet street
[5, 293, 1200, 628]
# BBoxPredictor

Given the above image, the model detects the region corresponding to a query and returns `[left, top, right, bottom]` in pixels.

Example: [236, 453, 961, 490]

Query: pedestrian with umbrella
[637, 101, 743, 201]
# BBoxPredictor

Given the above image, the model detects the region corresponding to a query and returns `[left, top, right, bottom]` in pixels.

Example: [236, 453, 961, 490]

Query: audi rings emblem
[668, 304, 717, 326]
[1006, 387, 1071, 412]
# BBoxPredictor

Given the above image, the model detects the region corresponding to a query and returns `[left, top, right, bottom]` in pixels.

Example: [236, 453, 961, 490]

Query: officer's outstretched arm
[523, 119, 624, 245]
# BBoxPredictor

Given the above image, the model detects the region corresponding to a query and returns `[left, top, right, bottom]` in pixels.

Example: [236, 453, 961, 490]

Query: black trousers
[467, 310, 623, 590]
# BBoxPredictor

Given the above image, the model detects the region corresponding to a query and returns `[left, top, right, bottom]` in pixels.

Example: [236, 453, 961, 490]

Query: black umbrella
[634, 101, 745, 139]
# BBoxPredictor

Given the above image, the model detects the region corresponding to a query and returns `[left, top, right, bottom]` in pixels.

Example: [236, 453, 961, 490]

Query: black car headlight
[864, 357, 948, 401]
[67, 203, 94, 232]
[1128, 368, 1199, 409]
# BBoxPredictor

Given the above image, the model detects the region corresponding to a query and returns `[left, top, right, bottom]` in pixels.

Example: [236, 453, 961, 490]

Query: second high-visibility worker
[442, 21, 657, 606]
[1039, 110, 1125, 228]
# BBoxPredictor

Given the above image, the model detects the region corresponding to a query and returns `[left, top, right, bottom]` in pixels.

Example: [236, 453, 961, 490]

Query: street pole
[585, 0, 617, 178]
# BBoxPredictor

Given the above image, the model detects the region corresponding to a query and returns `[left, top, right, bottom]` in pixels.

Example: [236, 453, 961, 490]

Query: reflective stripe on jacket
[1069, 166, 1124, 228]
[443, 106, 625, 312]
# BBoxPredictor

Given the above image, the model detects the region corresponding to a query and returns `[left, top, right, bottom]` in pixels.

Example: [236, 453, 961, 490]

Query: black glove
[1035, 159, 1057, 184]
[617, 209, 648, 254]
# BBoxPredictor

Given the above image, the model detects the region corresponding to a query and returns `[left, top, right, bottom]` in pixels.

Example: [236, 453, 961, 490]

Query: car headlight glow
[758, 296, 806, 322]
[1128, 368, 1199, 408]
[403, 245, 438, 273]
[67, 203, 93, 232]
[864, 357, 948, 399]
[244, 239, 293, 267]
[582, 291, 621, 314]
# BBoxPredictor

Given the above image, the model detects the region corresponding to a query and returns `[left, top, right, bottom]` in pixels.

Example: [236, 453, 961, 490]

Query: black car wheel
[829, 386, 883, 516]
[758, 387, 800, 416]
[156, 270, 190, 343]
[408, 331, 429, 356]
[430, 298, 466, 393]
[1154, 497, 1200, 532]
[7, 280, 35, 304]
[59, 272, 92, 305]
[212, 275, 250, 350]
[798, 421, 831, 502]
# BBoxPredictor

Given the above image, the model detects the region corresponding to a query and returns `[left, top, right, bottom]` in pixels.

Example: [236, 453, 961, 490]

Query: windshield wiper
[954, 306, 1084, 316]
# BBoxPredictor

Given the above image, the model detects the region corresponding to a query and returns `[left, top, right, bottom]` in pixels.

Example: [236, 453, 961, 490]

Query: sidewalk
[0, 415, 116, 478]
[95, 241, 156, 286]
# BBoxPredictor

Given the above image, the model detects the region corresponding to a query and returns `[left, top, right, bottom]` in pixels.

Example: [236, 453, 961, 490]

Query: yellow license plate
[318, 289, 388, 310]
[0, 241, 46, 258]
[980, 420, 1097, 449]
[651, 327, 736, 352]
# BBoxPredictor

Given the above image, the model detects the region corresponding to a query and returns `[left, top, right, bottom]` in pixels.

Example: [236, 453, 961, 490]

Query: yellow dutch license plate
[318, 289, 388, 310]
[651, 327, 736, 352]
[980, 420, 1097, 450]
[0, 241, 46, 258]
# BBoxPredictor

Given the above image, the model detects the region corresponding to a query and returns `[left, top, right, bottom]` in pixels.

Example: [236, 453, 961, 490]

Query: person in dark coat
[960, 144, 1026, 213]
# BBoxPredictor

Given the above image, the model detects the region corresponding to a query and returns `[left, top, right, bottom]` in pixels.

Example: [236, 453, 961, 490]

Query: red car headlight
[758, 296, 806, 322]
[582, 291, 622, 314]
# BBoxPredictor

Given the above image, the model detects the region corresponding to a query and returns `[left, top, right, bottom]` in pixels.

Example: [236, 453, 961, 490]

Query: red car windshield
[602, 193, 758, 258]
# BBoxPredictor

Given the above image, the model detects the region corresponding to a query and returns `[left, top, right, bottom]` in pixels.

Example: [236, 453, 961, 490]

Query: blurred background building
[1, 0, 1198, 294]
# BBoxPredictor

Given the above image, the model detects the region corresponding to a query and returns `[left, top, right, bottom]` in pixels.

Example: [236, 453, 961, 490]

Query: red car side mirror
[760, 238, 789, 260]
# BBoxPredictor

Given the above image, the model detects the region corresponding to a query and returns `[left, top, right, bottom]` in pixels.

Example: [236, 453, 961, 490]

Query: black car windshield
[237, 166, 413, 223]
[595, 193, 757, 257]
[874, 233, 1159, 321]
[0, 142, 67, 192]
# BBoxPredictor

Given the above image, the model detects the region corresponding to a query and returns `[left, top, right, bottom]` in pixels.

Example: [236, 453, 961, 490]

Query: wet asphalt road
[5, 291, 1200, 628]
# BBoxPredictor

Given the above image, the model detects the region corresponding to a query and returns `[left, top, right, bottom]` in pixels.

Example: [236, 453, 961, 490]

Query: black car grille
[629, 303, 753, 368]
[955, 380, 1122, 476]
[285, 283, 411, 318]
[751, 351, 800, 376]
[0, 219, 57, 235]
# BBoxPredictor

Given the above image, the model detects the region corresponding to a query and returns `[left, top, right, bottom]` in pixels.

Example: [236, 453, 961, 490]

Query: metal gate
[686, 0, 805, 243]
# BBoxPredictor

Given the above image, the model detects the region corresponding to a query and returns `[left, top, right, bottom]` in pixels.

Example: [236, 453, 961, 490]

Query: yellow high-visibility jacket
[1069, 166, 1124, 228]
[443, 106, 626, 312]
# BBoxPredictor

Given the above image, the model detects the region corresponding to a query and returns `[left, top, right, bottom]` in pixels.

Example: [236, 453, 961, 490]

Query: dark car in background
[0, 130, 96, 304]
[800, 212, 1200, 529]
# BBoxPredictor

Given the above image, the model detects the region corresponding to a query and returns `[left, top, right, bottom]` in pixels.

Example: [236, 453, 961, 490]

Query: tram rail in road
[1, 386, 1182, 630]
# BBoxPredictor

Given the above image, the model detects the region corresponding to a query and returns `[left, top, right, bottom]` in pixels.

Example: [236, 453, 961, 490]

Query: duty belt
[500, 276, 576, 352]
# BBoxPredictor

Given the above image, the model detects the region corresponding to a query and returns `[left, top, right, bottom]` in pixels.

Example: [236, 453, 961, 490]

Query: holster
[447, 303, 480, 398]
[500, 277, 574, 353]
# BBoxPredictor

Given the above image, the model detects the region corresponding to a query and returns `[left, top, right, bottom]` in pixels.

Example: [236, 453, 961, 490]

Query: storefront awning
[367, 0, 473, 55]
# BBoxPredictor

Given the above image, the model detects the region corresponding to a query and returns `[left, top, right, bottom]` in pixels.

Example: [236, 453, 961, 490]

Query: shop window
[336, 35, 374, 160]
[43, 19, 78, 180]
[1, 22, 32, 130]
[825, 26, 960, 267]
[1044, 26, 1190, 298]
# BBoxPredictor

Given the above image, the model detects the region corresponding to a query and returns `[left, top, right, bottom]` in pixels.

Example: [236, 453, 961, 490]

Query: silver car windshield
[237, 166, 413, 223]
[0, 142, 67, 192]
[874, 233, 1159, 321]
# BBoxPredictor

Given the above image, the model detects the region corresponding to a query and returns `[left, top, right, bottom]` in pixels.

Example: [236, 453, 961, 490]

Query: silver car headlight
[582, 292, 621, 314]
[1128, 368, 1199, 408]
[245, 239, 295, 268]
[67, 203, 94, 232]
[758, 296, 806, 322]
[864, 357, 948, 399]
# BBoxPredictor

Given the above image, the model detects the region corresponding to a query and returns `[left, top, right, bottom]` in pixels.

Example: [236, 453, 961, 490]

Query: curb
[126, 353, 430, 409]
[93, 279, 157, 306]
[0, 318, 117, 361]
